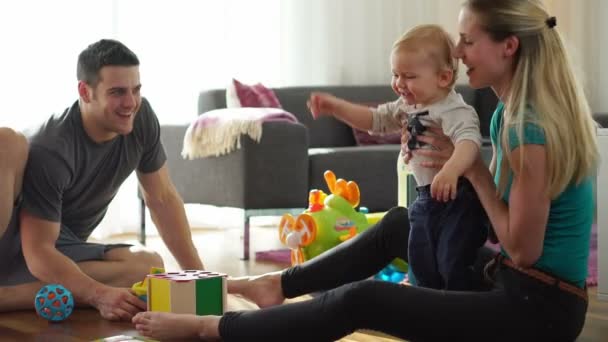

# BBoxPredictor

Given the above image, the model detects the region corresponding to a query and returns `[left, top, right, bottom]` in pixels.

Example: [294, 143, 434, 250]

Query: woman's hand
[411, 126, 454, 169]
[416, 126, 487, 181]
[401, 126, 412, 163]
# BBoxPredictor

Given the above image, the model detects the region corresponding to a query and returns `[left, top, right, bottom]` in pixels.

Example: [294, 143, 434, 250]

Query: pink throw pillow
[226, 79, 282, 109]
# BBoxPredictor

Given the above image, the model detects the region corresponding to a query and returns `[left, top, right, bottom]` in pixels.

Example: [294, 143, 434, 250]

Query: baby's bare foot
[133, 311, 220, 340]
[228, 271, 285, 308]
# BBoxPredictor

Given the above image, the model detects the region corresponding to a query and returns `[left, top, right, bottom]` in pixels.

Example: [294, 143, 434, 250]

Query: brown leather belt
[496, 254, 588, 302]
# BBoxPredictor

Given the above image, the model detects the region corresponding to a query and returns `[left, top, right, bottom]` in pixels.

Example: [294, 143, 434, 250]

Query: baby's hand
[431, 169, 458, 202]
[307, 92, 339, 119]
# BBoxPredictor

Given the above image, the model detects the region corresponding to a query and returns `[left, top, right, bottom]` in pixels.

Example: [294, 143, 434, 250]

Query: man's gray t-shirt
[22, 97, 166, 240]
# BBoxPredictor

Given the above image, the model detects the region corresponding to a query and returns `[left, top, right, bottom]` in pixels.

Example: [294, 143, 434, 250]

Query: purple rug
[256, 224, 598, 286]
[255, 249, 292, 265]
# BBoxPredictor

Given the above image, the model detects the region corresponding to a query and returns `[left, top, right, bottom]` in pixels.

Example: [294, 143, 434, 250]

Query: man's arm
[137, 164, 203, 270]
[19, 211, 145, 320]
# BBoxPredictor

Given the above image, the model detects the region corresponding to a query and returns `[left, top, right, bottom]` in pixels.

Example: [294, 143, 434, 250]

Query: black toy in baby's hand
[407, 110, 429, 150]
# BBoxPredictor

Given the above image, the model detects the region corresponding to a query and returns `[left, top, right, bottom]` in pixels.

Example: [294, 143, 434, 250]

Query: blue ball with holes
[34, 284, 74, 322]
[375, 263, 407, 283]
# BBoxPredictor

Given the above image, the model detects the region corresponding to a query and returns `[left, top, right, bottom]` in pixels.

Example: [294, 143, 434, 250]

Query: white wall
[279, 0, 463, 87]
[593, 1, 608, 113]
[543, 0, 608, 113]
[278, 0, 608, 113]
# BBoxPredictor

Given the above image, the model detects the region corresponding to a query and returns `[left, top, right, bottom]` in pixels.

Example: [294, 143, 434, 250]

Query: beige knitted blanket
[182, 107, 298, 159]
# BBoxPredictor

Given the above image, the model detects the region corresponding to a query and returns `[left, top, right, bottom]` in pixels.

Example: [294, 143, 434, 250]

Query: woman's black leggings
[219, 207, 587, 342]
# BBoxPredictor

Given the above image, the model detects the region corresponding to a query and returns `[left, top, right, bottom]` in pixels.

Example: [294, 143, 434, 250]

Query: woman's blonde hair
[464, 0, 598, 198]
[392, 24, 459, 88]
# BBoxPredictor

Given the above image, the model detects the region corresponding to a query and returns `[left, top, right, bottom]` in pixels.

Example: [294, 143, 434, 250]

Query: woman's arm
[415, 128, 550, 267]
[466, 145, 549, 267]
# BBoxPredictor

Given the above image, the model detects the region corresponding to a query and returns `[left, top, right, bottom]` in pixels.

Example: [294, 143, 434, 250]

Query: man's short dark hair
[77, 39, 139, 86]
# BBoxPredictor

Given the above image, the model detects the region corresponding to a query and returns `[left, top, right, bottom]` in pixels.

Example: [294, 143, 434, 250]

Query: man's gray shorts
[0, 205, 130, 286]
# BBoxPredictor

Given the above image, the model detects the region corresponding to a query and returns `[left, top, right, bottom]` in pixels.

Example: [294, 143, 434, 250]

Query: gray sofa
[145, 84, 499, 259]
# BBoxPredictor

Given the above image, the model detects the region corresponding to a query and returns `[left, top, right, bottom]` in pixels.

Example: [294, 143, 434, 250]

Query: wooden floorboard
[0, 226, 605, 341]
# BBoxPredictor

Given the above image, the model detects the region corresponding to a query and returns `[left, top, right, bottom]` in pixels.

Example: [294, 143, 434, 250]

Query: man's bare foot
[227, 271, 285, 308]
[133, 311, 220, 340]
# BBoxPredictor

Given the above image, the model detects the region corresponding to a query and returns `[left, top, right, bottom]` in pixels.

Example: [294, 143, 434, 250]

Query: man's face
[86, 66, 141, 138]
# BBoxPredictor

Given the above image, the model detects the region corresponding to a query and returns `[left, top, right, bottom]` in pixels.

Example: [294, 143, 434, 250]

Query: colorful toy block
[147, 270, 227, 315]
[132, 267, 165, 302]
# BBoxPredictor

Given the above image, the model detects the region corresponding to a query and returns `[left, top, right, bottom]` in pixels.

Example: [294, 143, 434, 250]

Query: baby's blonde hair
[392, 24, 459, 87]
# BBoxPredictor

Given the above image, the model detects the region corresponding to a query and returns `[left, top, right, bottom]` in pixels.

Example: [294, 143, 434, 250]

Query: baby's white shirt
[370, 89, 481, 186]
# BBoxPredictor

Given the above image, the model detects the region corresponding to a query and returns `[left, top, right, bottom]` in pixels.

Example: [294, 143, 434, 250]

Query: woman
[133, 0, 598, 340]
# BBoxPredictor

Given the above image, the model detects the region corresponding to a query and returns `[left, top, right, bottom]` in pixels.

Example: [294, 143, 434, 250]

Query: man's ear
[78, 81, 92, 103]
[503, 35, 520, 58]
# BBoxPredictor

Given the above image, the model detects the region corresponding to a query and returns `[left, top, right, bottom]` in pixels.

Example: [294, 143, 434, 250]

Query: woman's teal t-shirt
[490, 102, 593, 287]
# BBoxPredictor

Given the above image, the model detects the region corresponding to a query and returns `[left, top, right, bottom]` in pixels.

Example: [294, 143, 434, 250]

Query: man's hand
[91, 285, 147, 321]
[307, 92, 340, 119]
[431, 169, 459, 202]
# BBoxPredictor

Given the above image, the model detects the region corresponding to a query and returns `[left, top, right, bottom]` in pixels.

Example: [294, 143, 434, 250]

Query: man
[0, 128, 28, 252]
[0, 39, 204, 321]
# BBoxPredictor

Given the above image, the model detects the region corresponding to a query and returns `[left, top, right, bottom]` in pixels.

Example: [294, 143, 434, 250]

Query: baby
[307, 24, 487, 290]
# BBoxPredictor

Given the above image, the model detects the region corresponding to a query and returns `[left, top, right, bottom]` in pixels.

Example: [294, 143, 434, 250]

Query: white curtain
[0, 0, 114, 130]
[278, 0, 463, 86]
[1, 1, 605, 239]
[0, 0, 282, 129]
[542, 0, 608, 113]
[278, 0, 608, 113]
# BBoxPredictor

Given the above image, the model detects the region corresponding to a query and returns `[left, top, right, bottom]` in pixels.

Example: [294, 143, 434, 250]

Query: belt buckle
[483, 258, 499, 285]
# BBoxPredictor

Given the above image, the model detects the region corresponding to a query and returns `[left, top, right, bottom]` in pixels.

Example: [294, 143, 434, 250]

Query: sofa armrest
[198, 89, 226, 114]
[594, 113, 608, 128]
[159, 121, 310, 209]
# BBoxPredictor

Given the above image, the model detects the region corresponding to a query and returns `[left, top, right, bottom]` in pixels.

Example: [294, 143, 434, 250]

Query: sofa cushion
[594, 113, 608, 128]
[308, 145, 401, 212]
[226, 79, 282, 108]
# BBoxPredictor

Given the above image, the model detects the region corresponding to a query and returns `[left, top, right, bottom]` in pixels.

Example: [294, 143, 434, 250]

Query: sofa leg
[139, 198, 146, 245]
[241, 213, 250, 261]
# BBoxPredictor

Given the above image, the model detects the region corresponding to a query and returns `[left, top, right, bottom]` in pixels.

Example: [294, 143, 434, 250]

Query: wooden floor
[0, 226, 606, 341]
